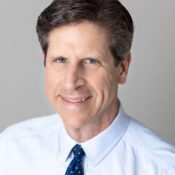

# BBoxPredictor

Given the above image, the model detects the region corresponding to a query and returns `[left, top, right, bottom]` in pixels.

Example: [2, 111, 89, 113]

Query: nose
[64, 63, 85, 91]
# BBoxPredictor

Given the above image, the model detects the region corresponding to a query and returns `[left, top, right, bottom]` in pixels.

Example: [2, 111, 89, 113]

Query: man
[0, 0, 175, 174]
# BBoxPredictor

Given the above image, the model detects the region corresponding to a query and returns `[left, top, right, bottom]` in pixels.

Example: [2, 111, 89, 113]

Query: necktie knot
[65, 144, 85, 175]
[72, 144, 85, 158]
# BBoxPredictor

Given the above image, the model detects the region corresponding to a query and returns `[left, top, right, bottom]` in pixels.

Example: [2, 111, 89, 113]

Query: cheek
[45, 69, 59, 98]
[90, 71, 117, 98]
[99, 72, 118, 98]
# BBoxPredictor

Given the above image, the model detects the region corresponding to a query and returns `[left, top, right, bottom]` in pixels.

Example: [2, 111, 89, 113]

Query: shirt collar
[58, 103, 130, 166]
[57, 119, 77, 163]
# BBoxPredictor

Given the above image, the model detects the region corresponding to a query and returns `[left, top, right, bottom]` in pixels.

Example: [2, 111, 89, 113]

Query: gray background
[0, 0, 175, 145]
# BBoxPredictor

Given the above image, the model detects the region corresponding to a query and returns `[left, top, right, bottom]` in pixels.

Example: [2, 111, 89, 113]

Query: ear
[118, 52, 131, 84]
[42, 53, 45, 60]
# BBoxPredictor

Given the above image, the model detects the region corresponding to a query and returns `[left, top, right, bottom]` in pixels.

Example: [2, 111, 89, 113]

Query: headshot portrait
[0, 0, 175, 174]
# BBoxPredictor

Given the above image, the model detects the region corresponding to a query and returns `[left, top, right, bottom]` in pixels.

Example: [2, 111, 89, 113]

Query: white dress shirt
[0, 105, 175, 175]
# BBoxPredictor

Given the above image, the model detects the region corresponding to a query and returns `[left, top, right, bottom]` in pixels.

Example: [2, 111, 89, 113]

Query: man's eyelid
[83, 57, 100, 63]
[54, 56, 68, 63]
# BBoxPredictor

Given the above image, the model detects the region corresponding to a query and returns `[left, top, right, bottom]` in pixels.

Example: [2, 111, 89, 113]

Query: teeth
[64, 97, 87, 103]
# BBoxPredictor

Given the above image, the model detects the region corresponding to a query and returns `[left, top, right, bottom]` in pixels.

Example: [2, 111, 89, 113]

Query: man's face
[45, 21, 128, 130]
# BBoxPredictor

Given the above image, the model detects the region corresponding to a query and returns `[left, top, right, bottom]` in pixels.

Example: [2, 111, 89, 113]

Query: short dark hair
[36, 0, 134, 66]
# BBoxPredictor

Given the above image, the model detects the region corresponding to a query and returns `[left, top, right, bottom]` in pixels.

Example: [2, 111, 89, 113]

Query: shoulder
[0, 113, 62, 174]
[0, 113, 61, 139]
[125, 116, 175, 171]
[0, 113, 62, 156]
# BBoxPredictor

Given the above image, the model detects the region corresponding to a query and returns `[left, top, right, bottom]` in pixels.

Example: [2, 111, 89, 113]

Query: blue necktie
[65, 144, 85, 175]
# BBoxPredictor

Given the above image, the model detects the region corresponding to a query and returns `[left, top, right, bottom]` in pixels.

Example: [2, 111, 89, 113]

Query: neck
[65, 100, 120, 142]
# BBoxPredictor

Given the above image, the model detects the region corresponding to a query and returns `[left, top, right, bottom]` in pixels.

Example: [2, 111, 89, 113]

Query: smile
[62, 96, 90, 103]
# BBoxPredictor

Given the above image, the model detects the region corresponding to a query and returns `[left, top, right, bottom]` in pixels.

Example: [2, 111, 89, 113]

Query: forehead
[47, 21, 111, 59]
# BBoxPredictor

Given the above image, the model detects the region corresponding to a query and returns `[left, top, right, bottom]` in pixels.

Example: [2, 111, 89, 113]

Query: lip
[61, 96, 91, 104]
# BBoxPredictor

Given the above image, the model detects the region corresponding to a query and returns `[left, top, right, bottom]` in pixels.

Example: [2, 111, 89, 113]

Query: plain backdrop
[0, 0, 175, 145]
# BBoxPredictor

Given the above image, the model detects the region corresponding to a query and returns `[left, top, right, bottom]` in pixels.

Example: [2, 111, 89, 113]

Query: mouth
[61, 96, 91, 104]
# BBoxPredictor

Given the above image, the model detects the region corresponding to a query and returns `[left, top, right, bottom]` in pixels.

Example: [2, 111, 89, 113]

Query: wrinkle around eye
[55, 57, 68, 63]
[82, 58, 101, 67]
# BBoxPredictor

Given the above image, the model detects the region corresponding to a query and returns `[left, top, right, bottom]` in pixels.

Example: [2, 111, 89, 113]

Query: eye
[84, 58, 99, 64]
[56, 57, 67, 63]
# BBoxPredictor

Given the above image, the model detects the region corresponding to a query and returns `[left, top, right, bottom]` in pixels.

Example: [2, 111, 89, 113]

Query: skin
[45, 21, 131, 142]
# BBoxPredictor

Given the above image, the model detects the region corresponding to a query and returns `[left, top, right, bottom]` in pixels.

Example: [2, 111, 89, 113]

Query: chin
[62, 114, 90, 129]
[64, 121, 85, 130]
